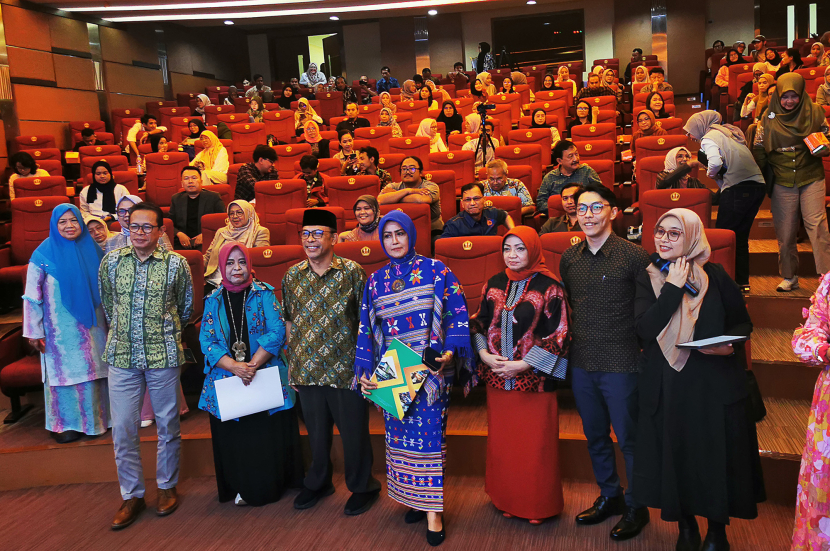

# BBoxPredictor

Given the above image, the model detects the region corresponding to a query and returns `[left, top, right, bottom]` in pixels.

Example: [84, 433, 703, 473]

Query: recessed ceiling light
[543, 22, 550, 25]
[527, 0, 537, 4]
[224, 20, 234, 24]
[330, 15, 339, 20]
[428, 9, 437, 14]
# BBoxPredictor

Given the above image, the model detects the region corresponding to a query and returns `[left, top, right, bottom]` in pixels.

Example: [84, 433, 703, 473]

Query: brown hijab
[762, 72, 827, 153]
[645, 209, 711, 372]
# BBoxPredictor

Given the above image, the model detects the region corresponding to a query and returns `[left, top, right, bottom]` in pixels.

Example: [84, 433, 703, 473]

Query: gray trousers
[771, 179, 830, 278]
[109, 365, 182, 499]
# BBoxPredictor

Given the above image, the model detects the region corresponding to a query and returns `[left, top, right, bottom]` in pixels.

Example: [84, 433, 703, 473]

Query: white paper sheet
[214, 366, 285, 421]
[676, 335, 749, 349]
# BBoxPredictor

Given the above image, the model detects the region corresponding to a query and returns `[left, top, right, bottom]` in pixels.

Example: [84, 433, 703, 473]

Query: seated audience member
[73, 128, 107, 151]
[811, 42, 829, 67]
[633, 65, 649, 87]
[298, 120, 330, 159]
[191, 131, 229, 186]
[539, 183, 583, 234]
[473, 72, 496, 98]
[246, 73, 272, 98]
[379, 91, 397, 113]
[8, 151, 50, 200]
[300, 64, 327, 88]
[602, 69, 623, 102]
[568, 100, 599, 137]
[203, 200, 270, 294]
[740, 73, 775, 121]
[234, 144, 279, 203]
[86, 215, 111, 246]
[499, 75, 516, 95]
[482, 159, 535, 216]
[540, 73, 563, 91]
[510, 71, 535, 103]
[441, 182, 514, 238]
[536, 140, 602, 214]
[296, 155, 329, 208]
[530, 108, 562, 149]
[412, 73, 425, 92]
[818, 67, 830, 106]
[436, 101, 463, 139]
[463, 119, 501, 168]
[624, 48, 644, 84]
[194, 94, 212, 122]
[182, 119, 206, 147]
[378, 156, 443, 235]
[577, 73, 616, 100]
[776, 48, 803, 79]
[764, 48, 782, 73]
[334, 130, 361, 176]
[224, 86, 239, 105]
[416, 118, 448, 153]
[377, 66, 400, 94]
[294, 97, 324, 136]
[631, 110, 667, 157]
[334, 77, 359, 112]
[149, 134, 171, 153]
[707, 41, 725, 70]
[276, 85, 296, 110]
[735, 64, 771, 117]
[248, 96, 267, 123]
[646, 91, 670, 119]
[417, 86, 439, 111]
[555, 65, 577, 98]
[400, 79, 418, 101]
[80, 160, 130, 221]
[656, 147, 709, 191]
[422, 68, 438, 85]
[641, 67, 673, 94]
[313, 83, 328, 97]
[335, 102, 371, 134]
[750, 35, 767, 62]
[338, 195, 381, 242]
[713, 49, 742, 111]
[357, 146, 392, 188]
[378, 107, 403, 138]
[358, 75, 377, 105]
[425, 80, 451, 105]
[261, 90, 275, 104]
[733, 40, 747, 56]
[105, 194, 173, 252]
[126, 114, 167, 159]
[449, 62, 470, 88]
[169, 166, 225, 250]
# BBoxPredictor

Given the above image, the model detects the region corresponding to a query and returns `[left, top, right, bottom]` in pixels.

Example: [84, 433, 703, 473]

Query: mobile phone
[423, 347, 442, 372]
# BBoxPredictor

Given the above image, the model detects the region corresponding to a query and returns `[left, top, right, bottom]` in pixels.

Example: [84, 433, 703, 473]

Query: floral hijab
[401, 80, 417, 101]
[380, 91, 396, 113]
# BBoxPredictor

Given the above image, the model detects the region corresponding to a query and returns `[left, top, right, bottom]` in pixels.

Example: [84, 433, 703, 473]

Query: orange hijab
[502, 226, 557, 282]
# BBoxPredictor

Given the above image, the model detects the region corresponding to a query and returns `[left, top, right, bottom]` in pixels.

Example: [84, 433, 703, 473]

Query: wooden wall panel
[54, 55, 95, 91]
[18, 121, 71, 150]
[3, 5, 51, 52]
[104, 62, 164, 97]
[170, 72, 226, 96]
[7, 47, 55, 82]
[107, 92, 163, 111]
[14, 85, 100, 121]
[100, 26, 159, 66]
[48, 16, 90, 54]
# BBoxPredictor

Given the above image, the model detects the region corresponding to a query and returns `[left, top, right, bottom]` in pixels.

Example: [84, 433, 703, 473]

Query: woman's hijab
[511, 71, 528, 86]
[87, 160, 117, 215]
[353, 194, 380, 234]
[602, 68, 616, 86]
[820, 65, 830, 97]
[30, 204, 104, 328]
[206, 201, 263, 280]
[380, 91, 396, 113]
[294, 97, 320, 125]
[401, 80, 417, 101]
[502, 226, 557, 282]
[117, 194, 142, 236]
[465, 112, 482, 134]
[277, 85, 294, 109]
[683, 110, 747, 145]
[218, 241, 253, 293]
[724, 48, 742, 67]
[416, 118, 444, 148]
[664, 146, 691, 172]
[530, 108, 551, 128]
[634, 65, 649, 83]
[763, 72, 827, 152]
[636, 109, 659, 136]
[378, 107, 398, 128]
[188, 119, 206, 139]
[303, 120, 322, 144]
[196, 94, 212, 115]
[379, 210, 417, 265]
[198, 130, 224, 170]
[645, 209, 711, 372]
[436, 101, 462, 135]
[249, 96, 264, 115]
[86, 215, 111, 244]
[753, 74, 775, 119]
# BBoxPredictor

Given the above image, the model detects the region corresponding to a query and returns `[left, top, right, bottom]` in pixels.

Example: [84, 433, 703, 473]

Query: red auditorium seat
[112, 108, 144, 146]
[569, 123, 617, 143]
[406, 122, 447, 139]
[327, 176, 381, 226]
[0, 197, 68, 286]
[452, 96, 476, 117]
[490, 93, 522, 121]
[535, 90, 571, 104]
[69, 121, 107, 144]
[547, 195, 566, 219]
[357, 104, 382, 126]
[634, 91, 675, 110]
[234, 97, 252, 113]
[488, 105, 513, 141]
[11, 176, 67, 198]
[330, 139, 371, 156]
[80, 155, 129, 181]
[583, 95, 617, 111]
[635, 156, 669, 197]
[482, 195, 522, 230]
[193, 139, 233, 163]
[634, 135, 687, 161]
[227, 164, 243, 197]
[38, 161, 62, 177]
[422, 170, 457, 223]
[177, 250, 205, 320]
[200, 213, 228, 255]
[379, 153, 405, 182]
[78, 144, 123, 163]
[518, 114, 559, 130]
[138, 142, 181, 156]
[657, 117, 685, 135]
[274, 144, 312, 176]
[157, 107, 187, 135]
[495, 144, 543, 197]
[263, 111, 295, 144]
[144, 152, 190, 207]
[378, 203, 431, 256]
[447, 133, 477, 151]
[248, 245, 306, 301]
[176, 92, 198, 107]
[507, 129, 553, 167]
[640, 189, 713, 254]
[0, 327, 41, 423]
[230, 122, 266, 164]
[203, 105, 234, 126]
[16, 135, 56, 151]
[540, 232, 587, 280]
[428, 150, 475, 193]
[705, 228, 736, 279]
[28, 148, 61, 162]
[334, 240, 388, 275]
[284, 207, 346, 246]
[632, 104, 677, 118]
[396, 100, 429, 124]
[84, 171, 140, 195]
[355, 126, 394, 154]
[293, 158, 341, 178]
[528, 100, 568, 134]
[582, 159, 615, 191]
[434, 236, 505, 313]
[474, 165, 534, 197]
[120, 117, 141, 151]
[388, 137, 431, 167]
[574, 140, 616, 163]
[313, 92, 343, 124]
[169, 116, 196, 141]
[255, 179, 315, 241]
[216, 113, 247, 126]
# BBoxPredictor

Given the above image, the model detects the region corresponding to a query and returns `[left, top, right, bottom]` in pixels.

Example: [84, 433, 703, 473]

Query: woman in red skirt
[470, 226, 570, 523]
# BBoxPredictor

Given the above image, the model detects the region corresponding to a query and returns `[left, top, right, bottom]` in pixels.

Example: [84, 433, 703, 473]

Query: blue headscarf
[378, 210, 417, 265]
[29, 204, 104, 328]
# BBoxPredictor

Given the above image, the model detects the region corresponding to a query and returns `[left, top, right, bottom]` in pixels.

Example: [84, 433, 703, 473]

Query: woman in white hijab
[416, 118, 448, 153]
[300, 63, 327, 87]
[203, 200, 270, 293]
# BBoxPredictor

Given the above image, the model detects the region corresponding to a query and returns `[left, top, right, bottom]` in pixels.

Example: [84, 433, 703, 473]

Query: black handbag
[745, 370, 767, 422]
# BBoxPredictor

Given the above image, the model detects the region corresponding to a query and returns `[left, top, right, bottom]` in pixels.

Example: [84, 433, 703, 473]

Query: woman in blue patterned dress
[355, 211, 475, 547]
[23, 204, 110, 443]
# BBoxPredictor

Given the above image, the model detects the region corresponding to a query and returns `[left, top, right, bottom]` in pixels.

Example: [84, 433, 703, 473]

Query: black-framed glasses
[654, 227, 683, 242]
[117, 208, 131, 216]
[577, 202, 608, 215]
[128, 223, 159, 234]
[300, 229, 333, 240]
[401, 166, 419, 174]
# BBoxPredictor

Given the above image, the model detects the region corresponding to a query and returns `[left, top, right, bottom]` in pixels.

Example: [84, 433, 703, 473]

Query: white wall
[705, 0, 755, 50]
[247, 34, 271, 83]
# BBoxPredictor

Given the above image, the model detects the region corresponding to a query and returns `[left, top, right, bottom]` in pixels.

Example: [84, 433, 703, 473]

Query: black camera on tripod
[476, 103, 496, 115]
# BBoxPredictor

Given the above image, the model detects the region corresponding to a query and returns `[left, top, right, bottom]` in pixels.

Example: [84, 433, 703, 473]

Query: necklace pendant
[392, 279, 405, 292]
[232, 341, 247, 362]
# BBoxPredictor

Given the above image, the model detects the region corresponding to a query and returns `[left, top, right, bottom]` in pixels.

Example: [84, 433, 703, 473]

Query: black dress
[207, 289, 304, 506]
[632, 263, 765, 523]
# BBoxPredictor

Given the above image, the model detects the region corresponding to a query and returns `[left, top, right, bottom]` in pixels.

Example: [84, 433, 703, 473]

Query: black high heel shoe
[426, 514, 445, 547]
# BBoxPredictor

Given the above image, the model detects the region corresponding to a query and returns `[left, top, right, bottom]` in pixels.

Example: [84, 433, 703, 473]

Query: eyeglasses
[462, 196, 483, 203]
[300, 229, 333, 240]
[228, 210, 245, 218]
[654, 227, 683, 242]
[401, 166, 419, 174]
[128, 224, 159, 234]
[577, 202, 608, 215]
[117, 208, 131, 216]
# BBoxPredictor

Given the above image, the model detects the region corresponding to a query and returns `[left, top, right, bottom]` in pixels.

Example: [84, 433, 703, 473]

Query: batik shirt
[99, 245, 194, 370]
[482, 178, 534, 207]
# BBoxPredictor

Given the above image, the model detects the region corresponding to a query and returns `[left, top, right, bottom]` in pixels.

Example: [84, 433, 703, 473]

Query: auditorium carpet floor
[0, 475, 793, 550]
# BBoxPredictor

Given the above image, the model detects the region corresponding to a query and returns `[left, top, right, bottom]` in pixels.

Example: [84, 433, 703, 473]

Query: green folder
[367, 339, 430, 420]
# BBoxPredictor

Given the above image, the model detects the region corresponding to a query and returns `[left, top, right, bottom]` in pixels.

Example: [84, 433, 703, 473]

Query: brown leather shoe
[111, 497, 146, 530]
[156, 487, 179, 516]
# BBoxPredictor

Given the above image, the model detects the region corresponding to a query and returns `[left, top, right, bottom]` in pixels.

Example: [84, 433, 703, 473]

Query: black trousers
[297, 385, 380, 494]
[715, 182, 765, 285]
